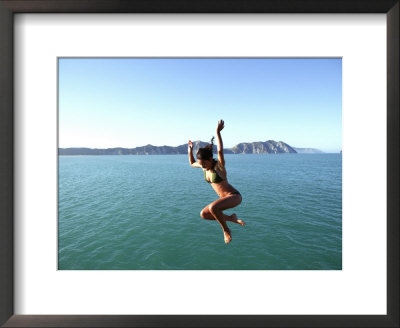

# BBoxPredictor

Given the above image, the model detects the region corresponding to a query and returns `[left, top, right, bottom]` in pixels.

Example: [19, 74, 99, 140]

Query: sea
[58, 154, 342, 270]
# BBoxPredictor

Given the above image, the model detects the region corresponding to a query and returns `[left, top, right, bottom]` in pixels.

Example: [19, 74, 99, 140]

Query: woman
[188, 120, 245, 244]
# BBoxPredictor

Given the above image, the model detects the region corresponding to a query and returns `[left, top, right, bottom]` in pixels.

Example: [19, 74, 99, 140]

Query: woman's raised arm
[216, 120, 225, 166]
[188, 140, 201, 167]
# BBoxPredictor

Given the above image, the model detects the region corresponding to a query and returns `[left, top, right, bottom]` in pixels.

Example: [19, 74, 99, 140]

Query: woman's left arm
[216, 120, 225, 166]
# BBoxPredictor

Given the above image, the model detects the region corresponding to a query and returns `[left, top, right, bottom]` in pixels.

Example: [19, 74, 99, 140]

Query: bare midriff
[211, 180, 240, 198]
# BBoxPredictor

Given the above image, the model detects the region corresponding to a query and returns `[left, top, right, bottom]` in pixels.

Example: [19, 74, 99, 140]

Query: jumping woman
[188, 120, 245, 244]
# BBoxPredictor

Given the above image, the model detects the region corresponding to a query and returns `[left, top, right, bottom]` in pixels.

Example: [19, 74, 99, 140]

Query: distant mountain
[231, 140, 296, 154]
[59, 145, 183, 156]
[294, 147, 324, 154]
[59, 140, 298, 155]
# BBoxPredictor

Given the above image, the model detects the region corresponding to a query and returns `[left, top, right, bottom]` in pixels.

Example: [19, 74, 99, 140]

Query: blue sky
[59, 58, 342, 152]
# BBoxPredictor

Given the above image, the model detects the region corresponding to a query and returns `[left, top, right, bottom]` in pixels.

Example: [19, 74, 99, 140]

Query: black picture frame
[0, 0, 398, 327]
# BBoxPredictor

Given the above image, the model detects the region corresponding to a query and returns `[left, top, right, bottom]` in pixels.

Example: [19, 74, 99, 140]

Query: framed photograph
[1, 1, 398, 327]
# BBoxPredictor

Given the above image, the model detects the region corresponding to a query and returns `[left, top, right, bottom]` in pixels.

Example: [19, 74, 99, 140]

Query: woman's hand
[216, 119, 224, 133]
[188, 140, 193, 150]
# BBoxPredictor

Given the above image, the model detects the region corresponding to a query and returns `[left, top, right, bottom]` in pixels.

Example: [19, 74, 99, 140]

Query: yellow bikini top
[203, 160, 227, 184]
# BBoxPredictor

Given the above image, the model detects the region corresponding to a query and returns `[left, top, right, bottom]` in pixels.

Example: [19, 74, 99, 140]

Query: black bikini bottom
[230, 191, 241, 196]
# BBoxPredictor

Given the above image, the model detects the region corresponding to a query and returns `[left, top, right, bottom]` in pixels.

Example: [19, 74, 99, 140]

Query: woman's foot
[231, 214, 245, 226]
[223, 229, 232, 244]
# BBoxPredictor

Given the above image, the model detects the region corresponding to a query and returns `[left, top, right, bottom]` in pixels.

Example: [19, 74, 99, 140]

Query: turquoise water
[58, 154, 342, 270]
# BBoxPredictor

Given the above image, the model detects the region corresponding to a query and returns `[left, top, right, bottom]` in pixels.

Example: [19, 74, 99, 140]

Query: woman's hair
[196, 137, 215, 160]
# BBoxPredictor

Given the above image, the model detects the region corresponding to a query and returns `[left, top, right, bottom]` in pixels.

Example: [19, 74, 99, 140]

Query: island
[59, 140, 324, 155]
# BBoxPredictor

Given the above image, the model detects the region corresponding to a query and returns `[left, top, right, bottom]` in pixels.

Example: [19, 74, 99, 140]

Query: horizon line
[58, 143, 341, 153]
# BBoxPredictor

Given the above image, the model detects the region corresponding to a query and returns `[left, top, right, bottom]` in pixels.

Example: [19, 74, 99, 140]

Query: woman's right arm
[188, 140, 201, 167]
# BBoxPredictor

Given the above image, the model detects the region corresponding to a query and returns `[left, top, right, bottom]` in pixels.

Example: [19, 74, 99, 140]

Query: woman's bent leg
[200, 206, 244, 225]
[208, 194, 243, 243]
